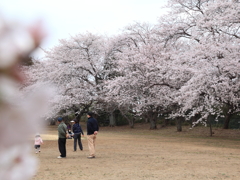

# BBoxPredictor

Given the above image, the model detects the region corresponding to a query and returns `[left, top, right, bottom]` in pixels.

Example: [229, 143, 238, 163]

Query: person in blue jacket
[71, 119, 84, 151]
[86, 112, 99, 159]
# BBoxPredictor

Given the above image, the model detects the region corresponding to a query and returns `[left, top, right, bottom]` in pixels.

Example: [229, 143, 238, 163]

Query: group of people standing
[57, 111, 99, 159]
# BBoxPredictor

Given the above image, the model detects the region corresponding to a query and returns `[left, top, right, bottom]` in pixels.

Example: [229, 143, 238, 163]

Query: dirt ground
[32, 123, 240, 180]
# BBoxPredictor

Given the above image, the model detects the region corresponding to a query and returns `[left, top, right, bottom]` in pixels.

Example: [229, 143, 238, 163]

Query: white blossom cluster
[0, 17, 50, 180]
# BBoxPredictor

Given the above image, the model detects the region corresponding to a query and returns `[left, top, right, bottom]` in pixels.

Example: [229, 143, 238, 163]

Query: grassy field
[32, 123, 240, 180]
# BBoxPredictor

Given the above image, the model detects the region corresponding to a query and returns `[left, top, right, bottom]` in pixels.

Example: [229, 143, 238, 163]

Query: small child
[34, 134, 43, 154]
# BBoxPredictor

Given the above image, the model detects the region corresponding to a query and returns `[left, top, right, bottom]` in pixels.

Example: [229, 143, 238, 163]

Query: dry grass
[32, 123, 240, 180]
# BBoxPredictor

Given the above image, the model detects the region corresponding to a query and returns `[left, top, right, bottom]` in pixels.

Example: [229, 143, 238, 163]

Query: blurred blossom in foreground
[0, 17, 50, 180]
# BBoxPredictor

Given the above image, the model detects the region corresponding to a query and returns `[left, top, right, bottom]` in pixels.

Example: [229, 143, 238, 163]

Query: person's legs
[77, 134, 83, 150]
[87, 134, 96, 157]
[58, 138, 66, 157]
[34, 145, 39, 153]
[62, 138, 66, 157]
[93, 135, 96, 150]
[58, 138, 61, 155]
[73, 134, 77, 151]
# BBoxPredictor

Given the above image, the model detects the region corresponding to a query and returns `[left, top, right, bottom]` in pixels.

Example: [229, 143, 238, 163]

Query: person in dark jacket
[86, 112, 99, 159]
[71, 119, 84, 151]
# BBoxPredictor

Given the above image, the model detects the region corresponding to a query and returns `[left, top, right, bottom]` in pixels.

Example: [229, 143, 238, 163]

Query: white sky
[0, 0, 168, 58]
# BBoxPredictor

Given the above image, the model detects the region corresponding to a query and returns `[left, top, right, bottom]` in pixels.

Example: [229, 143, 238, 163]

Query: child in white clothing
[34, 134, 43, 153]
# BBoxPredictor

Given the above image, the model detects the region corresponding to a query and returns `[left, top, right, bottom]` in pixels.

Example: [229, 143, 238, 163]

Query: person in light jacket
[34, 134, 43, 154]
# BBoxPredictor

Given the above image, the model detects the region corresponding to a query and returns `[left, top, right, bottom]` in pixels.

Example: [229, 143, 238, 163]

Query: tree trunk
[207, 115, 213, 136]
[223, 113, 232, 129]
[118, 109, 134, 128]
[143, 113, 149, 123]
[176, 117, 183, 132]
[109, 112, 116, 127]
[149, 112, 157, 130]
[149, 119, 157, 129]
[129, 118, 134, 128]
[125, 115, 135, 128]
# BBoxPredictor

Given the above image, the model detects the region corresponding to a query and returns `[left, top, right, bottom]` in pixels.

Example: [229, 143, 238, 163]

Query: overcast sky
[0, 0, 168, 58]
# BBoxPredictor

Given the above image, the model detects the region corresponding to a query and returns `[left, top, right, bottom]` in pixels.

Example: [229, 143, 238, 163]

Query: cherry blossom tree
[157, 0, 240, 128]
[26, 32, 118, 120]
[104, 22, 191, 129]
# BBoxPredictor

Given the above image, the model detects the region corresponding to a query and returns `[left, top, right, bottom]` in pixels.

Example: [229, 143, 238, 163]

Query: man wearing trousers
[71, 119, 84, 151]
[86, 112, 99, 159]
[57, 117, 67, 158]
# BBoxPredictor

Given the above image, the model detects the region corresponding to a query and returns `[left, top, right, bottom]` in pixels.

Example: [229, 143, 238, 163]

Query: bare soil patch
[32, 124, 240, 180]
